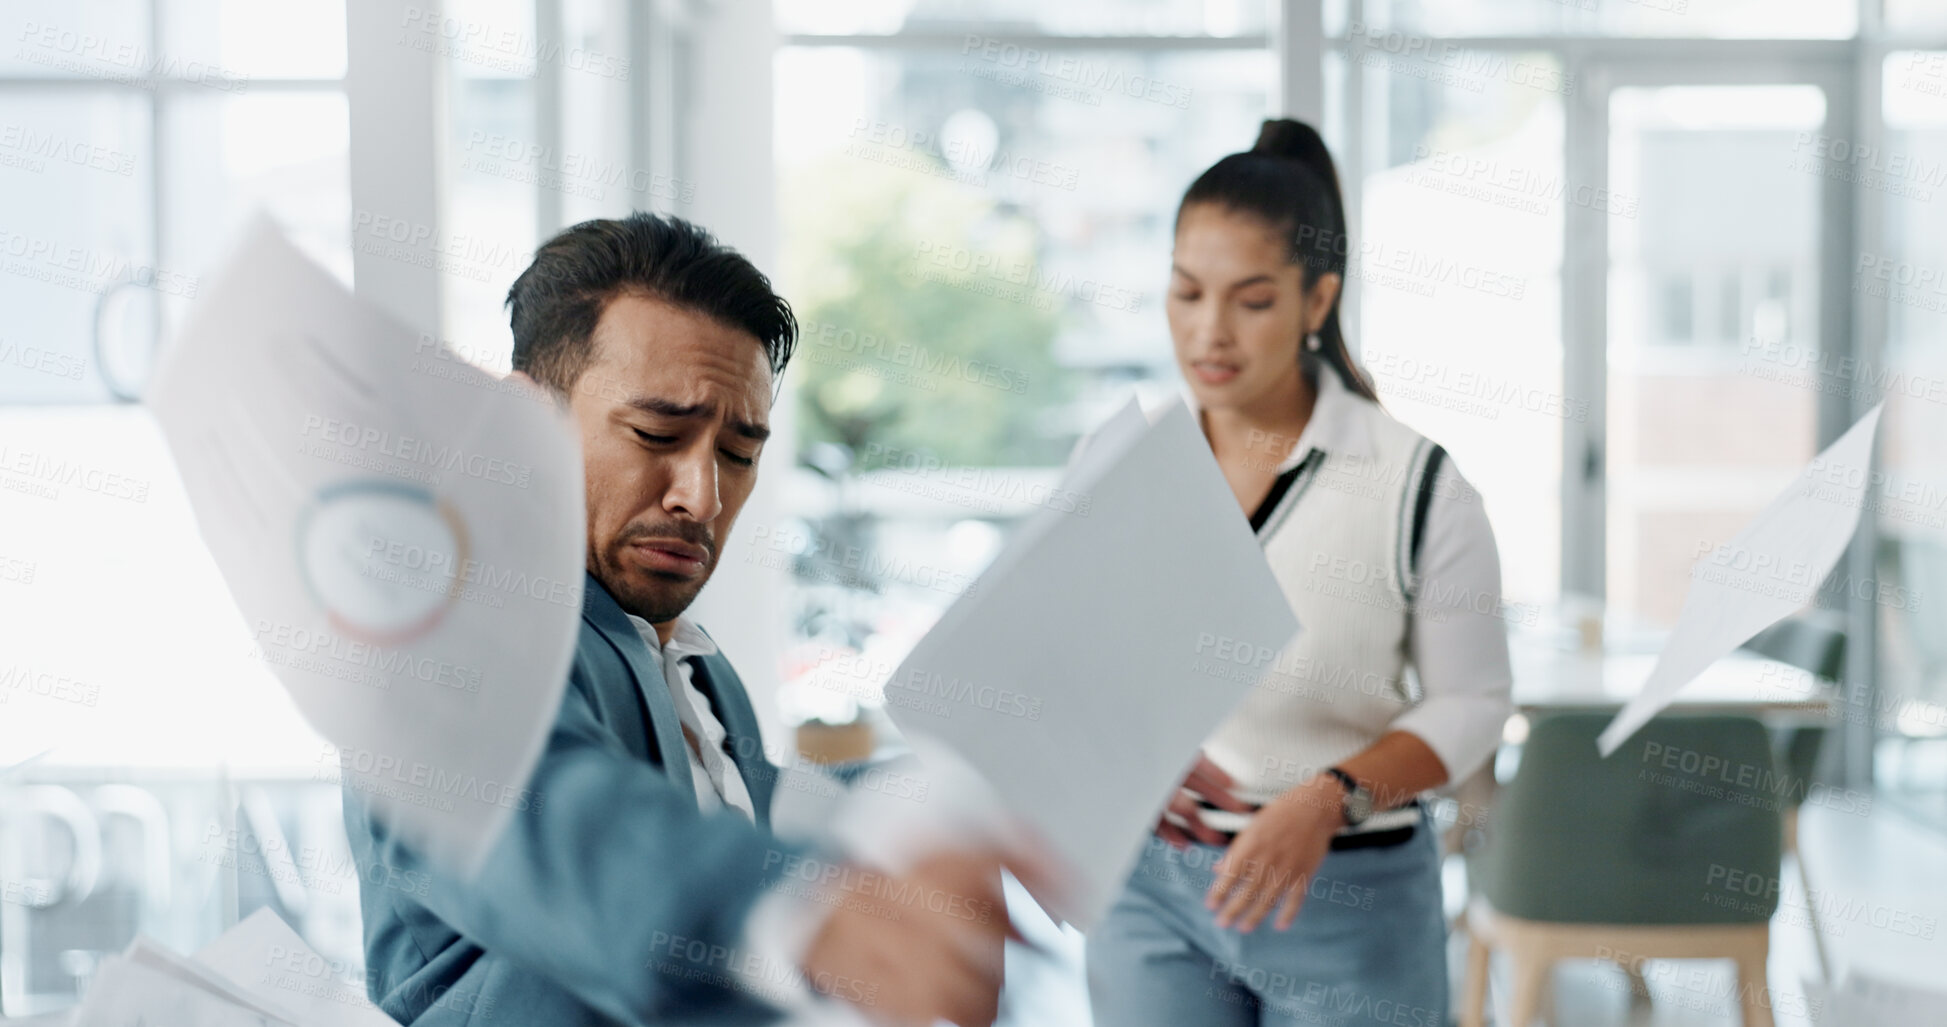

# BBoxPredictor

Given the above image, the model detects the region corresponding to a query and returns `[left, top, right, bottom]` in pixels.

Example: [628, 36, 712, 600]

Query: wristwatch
[1322, 766, 1373, 827]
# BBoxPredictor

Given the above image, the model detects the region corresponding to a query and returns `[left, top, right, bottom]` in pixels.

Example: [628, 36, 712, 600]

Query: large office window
[0, 3, 359, 1010]
[765, 4, 1947, 811]
[0, 0, 350, 405]
[1363, 0, 1859, 38]
[1345, 46, 1569, 610]
[771, 8, 1274, 733]
[1873, 49, 1947, 818]
[0, 0, 651, 1010]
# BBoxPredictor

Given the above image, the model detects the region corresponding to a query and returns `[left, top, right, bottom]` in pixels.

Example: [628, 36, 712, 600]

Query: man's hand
[798, 849, 1013, 1026]
[1156, 751, 1251, 848]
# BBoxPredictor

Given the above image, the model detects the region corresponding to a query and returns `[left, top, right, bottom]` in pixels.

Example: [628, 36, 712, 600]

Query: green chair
[1738, 613, 1846, 848]
[1461, 713, 1784, 1027]
[1738, 613, 1846, 980]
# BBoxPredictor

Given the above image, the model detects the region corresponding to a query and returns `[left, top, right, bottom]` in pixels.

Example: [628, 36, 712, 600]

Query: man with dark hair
[346, 213, 1025, 1026]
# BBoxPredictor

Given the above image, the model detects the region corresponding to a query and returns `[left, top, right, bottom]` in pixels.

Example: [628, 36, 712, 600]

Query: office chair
[1461, 713, 1784, 1027]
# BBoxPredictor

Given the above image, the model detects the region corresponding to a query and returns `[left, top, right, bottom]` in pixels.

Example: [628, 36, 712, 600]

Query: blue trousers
[1085, 814, 1448, 1027]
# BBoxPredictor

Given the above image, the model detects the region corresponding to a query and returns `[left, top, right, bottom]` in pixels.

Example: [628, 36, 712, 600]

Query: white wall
[680, 0, 799, 754]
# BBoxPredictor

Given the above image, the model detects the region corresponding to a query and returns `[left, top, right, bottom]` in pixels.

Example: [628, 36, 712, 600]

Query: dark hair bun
[1250, 118, 1340, 195]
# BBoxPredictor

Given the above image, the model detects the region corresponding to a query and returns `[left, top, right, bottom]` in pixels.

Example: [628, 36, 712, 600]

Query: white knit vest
[1202, 402, 1446, 807]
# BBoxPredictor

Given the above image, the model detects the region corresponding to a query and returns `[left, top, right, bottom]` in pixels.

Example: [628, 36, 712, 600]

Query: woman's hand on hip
[1205, 776, 1342, 933]
[1156, 751, 1250, 848]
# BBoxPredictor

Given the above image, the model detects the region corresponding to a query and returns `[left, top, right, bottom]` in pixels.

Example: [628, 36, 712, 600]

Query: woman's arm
[1388, 458, 1517, 787]
[1205, 459, 1514, 932]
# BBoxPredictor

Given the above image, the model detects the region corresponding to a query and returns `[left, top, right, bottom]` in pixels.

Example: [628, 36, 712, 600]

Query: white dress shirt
[624, 613, 854, 1020]
[624, 612, 757, 821]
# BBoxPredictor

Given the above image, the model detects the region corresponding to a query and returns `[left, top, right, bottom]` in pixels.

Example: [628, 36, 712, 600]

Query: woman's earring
[1306, 332, 1323, 352]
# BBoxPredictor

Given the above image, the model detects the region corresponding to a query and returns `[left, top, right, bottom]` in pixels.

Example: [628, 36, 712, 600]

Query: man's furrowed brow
[626, 396, 710, 419]
[625, 395, 770, 442]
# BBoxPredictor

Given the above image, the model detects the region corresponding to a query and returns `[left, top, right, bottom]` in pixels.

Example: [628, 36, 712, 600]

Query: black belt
[1195, 798, 1420, 851]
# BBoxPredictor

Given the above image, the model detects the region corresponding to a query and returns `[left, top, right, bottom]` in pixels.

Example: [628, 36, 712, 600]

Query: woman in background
[1084, 119, 1515, 1026]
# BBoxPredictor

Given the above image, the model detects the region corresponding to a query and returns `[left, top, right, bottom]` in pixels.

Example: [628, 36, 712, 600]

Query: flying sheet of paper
[70, 944, 298, 1027]
[1597, 403, 1884, 756]
[122, 936, 307, 1023]
[883, 397, 1301, 928]
[147, 214, 585, 873]
[195, 909, 403, 1027]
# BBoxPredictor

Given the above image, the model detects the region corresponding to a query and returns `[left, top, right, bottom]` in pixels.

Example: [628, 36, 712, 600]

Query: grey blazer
[343, 571, 805, 1025]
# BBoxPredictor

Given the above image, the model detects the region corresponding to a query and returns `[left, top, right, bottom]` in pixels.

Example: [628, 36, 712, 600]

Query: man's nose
[662, 444, 723, 523]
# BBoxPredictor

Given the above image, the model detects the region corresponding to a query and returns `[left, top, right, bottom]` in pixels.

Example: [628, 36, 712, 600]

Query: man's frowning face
[566, 291, 773, 626]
